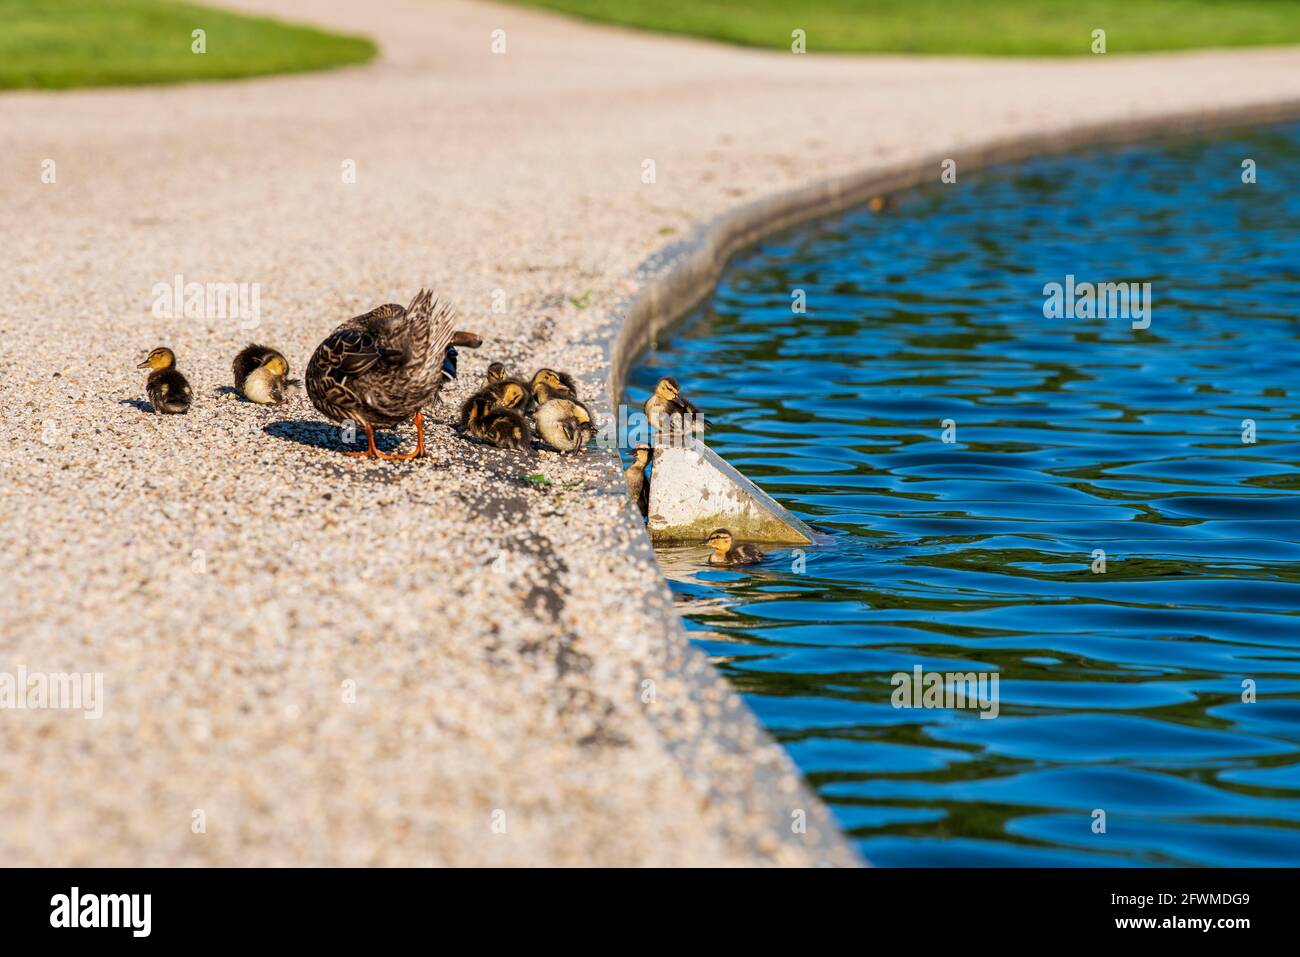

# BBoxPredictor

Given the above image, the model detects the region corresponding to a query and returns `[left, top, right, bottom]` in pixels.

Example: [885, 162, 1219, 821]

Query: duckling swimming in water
[232, 343, 290, 405]
[625, 443, 652, 519]
[137, 347, 193, 414]
[460, 390, 532, 451]
[304, 289, 457, 460]
[533, 383, 596, 452]
[645, 376, 709, 435]
[704, 529, 765, 565]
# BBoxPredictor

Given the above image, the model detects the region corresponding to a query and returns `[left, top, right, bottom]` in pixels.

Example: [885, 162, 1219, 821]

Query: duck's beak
[136, 359, 151, 369]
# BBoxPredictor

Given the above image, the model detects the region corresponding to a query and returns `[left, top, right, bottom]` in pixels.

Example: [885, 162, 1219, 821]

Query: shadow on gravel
[263, 418, 404, 454]
[119, 398, 154, 413]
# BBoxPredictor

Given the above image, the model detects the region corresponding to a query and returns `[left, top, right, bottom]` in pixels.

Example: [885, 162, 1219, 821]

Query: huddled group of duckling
[136, 288, 767, 563]
[460, 362, 596, 454]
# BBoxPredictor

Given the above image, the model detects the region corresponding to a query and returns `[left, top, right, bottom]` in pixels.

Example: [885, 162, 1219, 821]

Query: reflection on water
[627, 124, 1300, 866]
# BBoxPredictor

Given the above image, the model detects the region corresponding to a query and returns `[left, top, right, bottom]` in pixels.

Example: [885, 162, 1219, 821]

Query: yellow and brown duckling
[232, 343, 291, 405]
[305, 289, 457, 460]
[137, 347, 193, 414]
[645, 376, 709, 435]
[533, 381, 596, 452]
[485, 361, 509, 384]
[530, 367, 579, 403]
[460, 387, 532, 452]
[704, 529, 765, 565]
[625, 443, 652, 519]
[474, 375, 531, 413]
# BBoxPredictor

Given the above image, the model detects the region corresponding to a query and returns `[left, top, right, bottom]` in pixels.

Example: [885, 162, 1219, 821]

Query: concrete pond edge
[584, 95, 1300, 866]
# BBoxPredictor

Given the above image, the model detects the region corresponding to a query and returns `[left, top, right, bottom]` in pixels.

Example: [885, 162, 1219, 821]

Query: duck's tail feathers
[404, 288, 457, 372]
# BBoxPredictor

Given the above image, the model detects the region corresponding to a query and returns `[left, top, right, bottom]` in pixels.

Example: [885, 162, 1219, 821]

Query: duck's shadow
[119, 398, 155, 414]
[263, 418, 404, 454]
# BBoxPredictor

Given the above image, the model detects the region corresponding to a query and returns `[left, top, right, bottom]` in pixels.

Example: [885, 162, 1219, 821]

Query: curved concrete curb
[597, 94, 1300, 866]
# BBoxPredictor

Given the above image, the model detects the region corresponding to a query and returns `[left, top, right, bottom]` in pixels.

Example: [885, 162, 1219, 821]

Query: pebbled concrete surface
[2, 0, 1300, 865]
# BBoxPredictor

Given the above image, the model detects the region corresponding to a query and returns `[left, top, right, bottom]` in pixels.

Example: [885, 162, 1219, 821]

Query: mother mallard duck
[306, 288, 457, 460]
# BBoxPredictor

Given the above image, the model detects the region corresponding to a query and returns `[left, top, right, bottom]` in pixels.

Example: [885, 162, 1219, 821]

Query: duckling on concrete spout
[704, 528, 764, 565]
[232, 343, 290, 405]
[533, 381, 596, 452]
[460, 391, 532, 451]
[137, 347, 193, 414]
[645, 376, 709, 435]
[625, 443, 652, 519]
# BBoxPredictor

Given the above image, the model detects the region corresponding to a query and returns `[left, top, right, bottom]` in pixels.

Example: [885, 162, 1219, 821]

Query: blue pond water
[626, 124, 1300, 866]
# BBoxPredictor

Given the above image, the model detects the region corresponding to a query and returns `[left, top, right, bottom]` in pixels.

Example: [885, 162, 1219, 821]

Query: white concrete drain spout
[646, 442, 815, 545]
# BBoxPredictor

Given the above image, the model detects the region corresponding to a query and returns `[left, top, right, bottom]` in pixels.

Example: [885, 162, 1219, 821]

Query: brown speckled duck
[305, 289, 456, 460]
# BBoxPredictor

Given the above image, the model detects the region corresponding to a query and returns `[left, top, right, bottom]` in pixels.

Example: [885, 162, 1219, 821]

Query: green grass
[0, 0, 376, 90]
[505, 0, 1300, 55]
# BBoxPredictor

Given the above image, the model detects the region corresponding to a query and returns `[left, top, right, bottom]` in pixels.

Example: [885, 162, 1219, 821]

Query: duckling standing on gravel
[485, 361, 509, 384]
[305, 289, 457, 460]
[137, 347, 193, 415]
[645, 376, 709, 435]
[232, 344, 291, 405]
[533, 381, 596, 452]
[625, 443, 652, 519]
[704, 529, 765, 565]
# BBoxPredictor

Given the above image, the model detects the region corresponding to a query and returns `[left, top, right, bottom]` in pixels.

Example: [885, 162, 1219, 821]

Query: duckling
[485, 361, 509, 384]
[625, 443, 652, 519]
[704, 529, 765, 565]
[868, 194, 898, 212]
[530, 367, 579, 403]
[232, 343, 290, 405]
[644, 376, 710, 434]
[136, 347, 193, 414]
[305, 289, 457, 460]
[470, 377, 531, 414]
[533, 386, 597, 452]
[460, 391, 532, 451]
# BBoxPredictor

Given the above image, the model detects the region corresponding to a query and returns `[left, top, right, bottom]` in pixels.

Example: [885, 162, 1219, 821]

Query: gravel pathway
[3, 0, 1300, 865]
